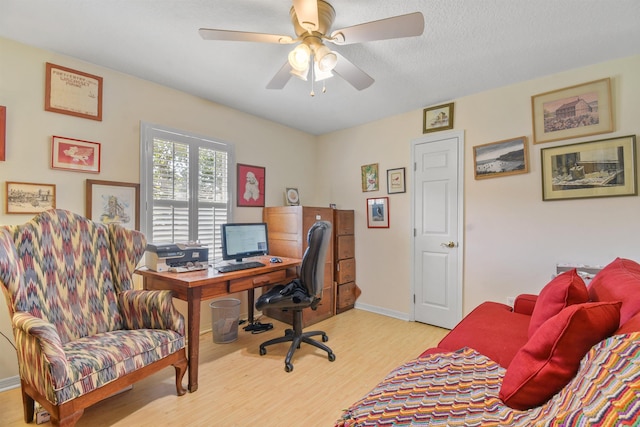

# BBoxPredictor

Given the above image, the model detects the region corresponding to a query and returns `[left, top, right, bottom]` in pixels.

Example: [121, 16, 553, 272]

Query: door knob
[441, 241, 456, 248]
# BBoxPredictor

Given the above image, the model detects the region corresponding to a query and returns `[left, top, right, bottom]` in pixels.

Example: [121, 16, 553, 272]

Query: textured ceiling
[1, 0, 639, 135]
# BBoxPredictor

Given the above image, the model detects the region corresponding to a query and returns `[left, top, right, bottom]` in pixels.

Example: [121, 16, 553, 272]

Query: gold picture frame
[531, 78, 613, 144]
[86, 180, 140, 230]
[5, 181, 56, 214]
[361, 163, 379, 192]
[541, 135, 637, 201]
[423, 102, 454, 133]
[473, 136, 529, 180]
[45, 62, 103, 121]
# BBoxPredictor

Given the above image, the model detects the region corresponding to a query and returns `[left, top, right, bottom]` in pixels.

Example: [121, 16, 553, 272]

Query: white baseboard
[0, 375, 20, 392]
[354, 302, 410, 321]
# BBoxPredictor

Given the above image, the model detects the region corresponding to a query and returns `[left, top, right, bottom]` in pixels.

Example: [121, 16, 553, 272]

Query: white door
[412, 131, 463, 329]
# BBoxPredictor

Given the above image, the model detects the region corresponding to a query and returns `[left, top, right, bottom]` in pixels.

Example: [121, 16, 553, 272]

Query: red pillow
[588, 257, 640, 326]
[500, 301, 621, 410]
[527, 269, 588, 338]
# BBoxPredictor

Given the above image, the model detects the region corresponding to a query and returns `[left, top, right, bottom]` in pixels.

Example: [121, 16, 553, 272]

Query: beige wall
[318, 54, 640, 318]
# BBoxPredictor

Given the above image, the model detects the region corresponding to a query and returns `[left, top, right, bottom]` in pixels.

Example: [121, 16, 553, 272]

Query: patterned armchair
[0, 209, 187, 427]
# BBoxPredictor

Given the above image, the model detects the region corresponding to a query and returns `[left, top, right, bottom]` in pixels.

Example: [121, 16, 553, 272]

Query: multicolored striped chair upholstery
[0, 209, 187, 427]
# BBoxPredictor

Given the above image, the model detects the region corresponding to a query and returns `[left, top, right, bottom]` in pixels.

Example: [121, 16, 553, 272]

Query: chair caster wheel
[322, 334, 329, 342]
[259, 347, 266, 356]
[328, 353, 336, 362]
[285, 363, 293, 372]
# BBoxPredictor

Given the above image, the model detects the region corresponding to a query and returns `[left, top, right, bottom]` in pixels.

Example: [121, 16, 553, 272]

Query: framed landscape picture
[5, 181, 56, 214]
[532, 78, 613, 144]
[423, 102, 454, 133]
[473, 136, 529, 180]
[541, 135, 637, 201]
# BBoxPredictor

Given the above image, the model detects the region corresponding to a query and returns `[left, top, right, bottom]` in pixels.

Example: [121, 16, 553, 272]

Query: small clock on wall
[285, 188, 300, 206]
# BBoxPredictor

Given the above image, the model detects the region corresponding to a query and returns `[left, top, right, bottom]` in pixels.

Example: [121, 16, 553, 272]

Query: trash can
[210, 298, 241, 343]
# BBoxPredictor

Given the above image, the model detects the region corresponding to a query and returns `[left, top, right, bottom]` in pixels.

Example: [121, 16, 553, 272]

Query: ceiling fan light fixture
[313, 61, 333, 82]
[288, 44, 311, 71]
[290, 65, 309, 81]
[315, 45, 337, 72]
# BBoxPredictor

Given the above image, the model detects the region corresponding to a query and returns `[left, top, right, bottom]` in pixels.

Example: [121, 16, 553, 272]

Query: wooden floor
[0, 309, 448, 426]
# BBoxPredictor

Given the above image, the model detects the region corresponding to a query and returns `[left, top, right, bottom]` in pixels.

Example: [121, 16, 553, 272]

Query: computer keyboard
[216, 261, 266, 273]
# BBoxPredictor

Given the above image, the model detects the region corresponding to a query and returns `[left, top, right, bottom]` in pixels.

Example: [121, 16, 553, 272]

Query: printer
[145, 242, 209, 272]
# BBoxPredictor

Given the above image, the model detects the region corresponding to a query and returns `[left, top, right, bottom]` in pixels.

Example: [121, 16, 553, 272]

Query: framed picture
[237, 163, 265, 207]
[0, 105, 6, 161]
[361, 163, 379, 192]
[285, 188, 300, 205]
[367, 197, 389, 228]
[541, 135, 637, 201]
[45, 62, 103, 121]
[5, 181, 56, 214]
[423, 102, 454, 133]
[51, 135, 101, 173]
[387, 167, 406, 193]
[86, 180, 140, 230]
[473, 136, 529, 180]
[531, 78, 613, 144]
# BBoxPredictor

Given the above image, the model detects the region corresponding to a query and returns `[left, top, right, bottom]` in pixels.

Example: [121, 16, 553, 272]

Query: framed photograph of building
[5, 181, 56, 214]
[86, 180, 140, 230]
[541, 135, 637, 201]
[367, 197, 389, 228]
[237, 163, 265, 207]
[532, 78, 613, 144]
[473, 136, 529, 180]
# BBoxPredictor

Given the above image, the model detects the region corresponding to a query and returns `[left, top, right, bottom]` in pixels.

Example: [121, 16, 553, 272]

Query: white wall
[318, 55, 640, 319]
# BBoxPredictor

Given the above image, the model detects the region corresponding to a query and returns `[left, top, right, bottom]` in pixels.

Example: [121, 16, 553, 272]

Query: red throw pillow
[527, 269, 588, 338]
[500, 301, 621, 410]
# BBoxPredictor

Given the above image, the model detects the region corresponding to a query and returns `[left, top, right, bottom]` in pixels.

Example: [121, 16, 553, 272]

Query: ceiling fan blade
[266, 62, 293, 89]
[199, 28, 294, 44]
[332, 52, 374, 91]
[293, 0, 319, 32]
[329, 12, 424, 45]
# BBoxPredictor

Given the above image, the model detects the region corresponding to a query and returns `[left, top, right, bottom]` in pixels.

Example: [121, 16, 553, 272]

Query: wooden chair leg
[174, 354, 188, 396]
[21, 386, 35, 423]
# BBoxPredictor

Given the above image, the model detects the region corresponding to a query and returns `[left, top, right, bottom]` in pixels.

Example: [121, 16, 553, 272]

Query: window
[140, 122, 234, 261]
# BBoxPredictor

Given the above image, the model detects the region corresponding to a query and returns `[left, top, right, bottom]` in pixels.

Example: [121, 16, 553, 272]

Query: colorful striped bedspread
[336, 332, 639, 426]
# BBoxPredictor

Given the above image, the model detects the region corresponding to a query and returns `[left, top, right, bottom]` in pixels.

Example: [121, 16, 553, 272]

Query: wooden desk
[136, 255, 301, 392]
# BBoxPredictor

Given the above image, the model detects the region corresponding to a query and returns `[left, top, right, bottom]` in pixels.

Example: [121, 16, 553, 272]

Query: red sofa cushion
[588, 257, 640, 326]
[499, 301, 621, 410]
[433, 301, 530, 368]
[527, 269, 588, 337]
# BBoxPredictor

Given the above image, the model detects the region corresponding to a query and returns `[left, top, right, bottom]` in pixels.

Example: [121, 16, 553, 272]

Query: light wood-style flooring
[0, 309, 448, 426]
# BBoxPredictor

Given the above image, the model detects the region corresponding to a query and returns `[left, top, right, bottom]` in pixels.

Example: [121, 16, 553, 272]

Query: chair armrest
[12, 312, 71, 397]
[513, 294, 538, 315]
[118, 290, 185, 336]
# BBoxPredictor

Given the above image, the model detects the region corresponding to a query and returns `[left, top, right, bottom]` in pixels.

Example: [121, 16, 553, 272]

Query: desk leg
[187, 287, 202, 393]
[247, 288, 255, 323]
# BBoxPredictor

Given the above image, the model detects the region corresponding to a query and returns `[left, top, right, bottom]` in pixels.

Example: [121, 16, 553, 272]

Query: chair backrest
[298, 221, 332, 300]
[0, 209, 146, 344]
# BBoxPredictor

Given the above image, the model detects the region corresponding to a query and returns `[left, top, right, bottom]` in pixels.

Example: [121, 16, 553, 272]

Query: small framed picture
[45, 62, 103, 121]
[5, 181, 56, 214]
[51, 135, 101, 173]
[423, 102, 454, 133]
[237, 163, 265, 207]
[387, 167, 406, 194]
[361, 163, 379, 192]
[473, 136, 529, 180]
[86, 180, 140, 230]
[367, 197, 389, 228]
[285, 188, 300, 205]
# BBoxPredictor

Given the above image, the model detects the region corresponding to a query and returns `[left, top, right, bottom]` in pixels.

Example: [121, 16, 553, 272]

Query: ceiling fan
[199, 0, 424, 93]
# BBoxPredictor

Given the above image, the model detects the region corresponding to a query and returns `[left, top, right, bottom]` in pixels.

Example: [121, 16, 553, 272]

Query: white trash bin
[210, 298, 241, 343]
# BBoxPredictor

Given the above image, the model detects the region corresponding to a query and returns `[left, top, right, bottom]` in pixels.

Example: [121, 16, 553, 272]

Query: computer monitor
[221, 223, 269, 262]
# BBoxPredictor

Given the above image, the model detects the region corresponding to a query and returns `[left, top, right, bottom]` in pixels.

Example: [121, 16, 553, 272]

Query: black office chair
[256, 220, 336, 372]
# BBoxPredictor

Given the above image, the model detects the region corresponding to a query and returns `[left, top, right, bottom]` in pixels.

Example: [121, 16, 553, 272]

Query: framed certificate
[45, 62, 103, 121]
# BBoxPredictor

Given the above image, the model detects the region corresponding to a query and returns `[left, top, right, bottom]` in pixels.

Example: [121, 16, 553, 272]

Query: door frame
[410, 130, 465, 322]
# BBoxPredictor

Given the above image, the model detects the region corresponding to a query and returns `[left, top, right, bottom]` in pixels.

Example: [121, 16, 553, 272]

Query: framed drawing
[5, 181, 56, 214]
[474, 136, 529, 180]
[361, 163, 379, 192]
[51, 136, 101, 173]
[367, 197, 389, 228]
[86, 180, 140, 230]
[532, 78, 613, 144]
[45, 62, 103, 121]
[541, 135, 637, 201]
[423, 102, 454, 133]
[0, 105, 6, 161]
[285, 188, 300, 205]
[237, 163, 265, 207]
[387, 167, 406, 193]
